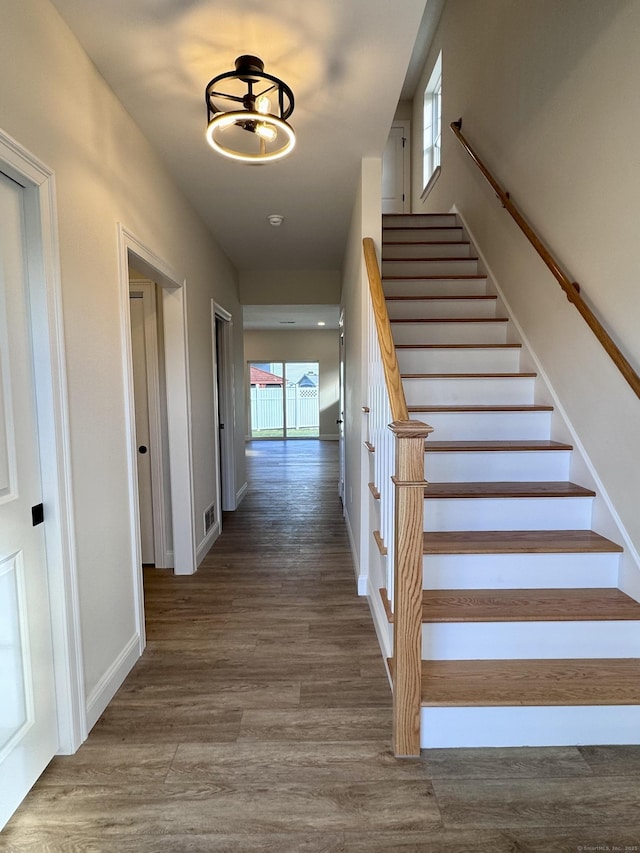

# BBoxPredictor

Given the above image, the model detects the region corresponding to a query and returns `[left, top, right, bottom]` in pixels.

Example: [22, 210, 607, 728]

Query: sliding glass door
[249, 362, 319, 439]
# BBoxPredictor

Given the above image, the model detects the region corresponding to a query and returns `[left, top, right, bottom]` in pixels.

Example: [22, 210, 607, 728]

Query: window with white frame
[423, 52, 442, 191]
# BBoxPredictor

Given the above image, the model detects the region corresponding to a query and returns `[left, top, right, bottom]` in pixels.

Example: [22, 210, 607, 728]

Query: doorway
[128, 279, 171, 568]
[249, 361, 320, 439]
[382, 121, 411, 213]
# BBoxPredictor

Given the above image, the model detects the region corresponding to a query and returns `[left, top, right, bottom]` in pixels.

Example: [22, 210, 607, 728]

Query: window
[422, 52, 442, 193]
[249, 361, 320, 439]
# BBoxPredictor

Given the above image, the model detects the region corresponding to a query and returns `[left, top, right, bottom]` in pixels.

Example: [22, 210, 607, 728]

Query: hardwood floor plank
[421, 746, 591, 779]
[167, 741, 433, 783]
[433, 776, 640, 828]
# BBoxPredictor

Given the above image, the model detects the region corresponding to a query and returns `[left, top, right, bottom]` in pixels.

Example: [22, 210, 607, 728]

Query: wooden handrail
[363, 237, 409, 420]
[451, 119, 640, 401]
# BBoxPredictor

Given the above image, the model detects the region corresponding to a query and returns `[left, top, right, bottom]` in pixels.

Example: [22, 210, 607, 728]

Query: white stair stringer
[378, 212, 640, 748]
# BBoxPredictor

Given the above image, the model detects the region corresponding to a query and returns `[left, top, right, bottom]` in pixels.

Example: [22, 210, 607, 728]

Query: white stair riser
[411, 410, 553, 440]
[423, 496, 593, 531]
[383, 228, 464, 242]
[421, 621, 640, 660]
[397, 347, 521, 373]
[387, 298, 497, 320]
[422, 551, 620, 590]
[425, 450, 571, 482]
[383, 258, 479, 277]
[392, 321, 508, 345]
[384, 278, 488, 297]
[383, 214, 457, 228]
[404, 376, 535, 406]
[420, 706, 640, 748]
[383, 243, 473, 259]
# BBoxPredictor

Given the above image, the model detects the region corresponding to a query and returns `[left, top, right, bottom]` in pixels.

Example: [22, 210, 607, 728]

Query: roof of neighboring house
[250, 366, 283, 386]
[297, 374, 318, 387]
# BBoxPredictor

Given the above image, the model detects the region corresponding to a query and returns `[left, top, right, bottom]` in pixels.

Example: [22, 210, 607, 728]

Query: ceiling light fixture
[268, 214, 284, 226]
[205, 55, 295, 163]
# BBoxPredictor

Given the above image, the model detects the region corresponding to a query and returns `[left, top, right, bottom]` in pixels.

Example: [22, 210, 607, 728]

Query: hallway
[3, 441, 640, 851]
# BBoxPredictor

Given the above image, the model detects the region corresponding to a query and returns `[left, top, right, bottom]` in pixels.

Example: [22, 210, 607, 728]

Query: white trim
[344, 507, 366, 594]
[0, 128, 86, 753]
[320, 433, 339, 441]
[196, 520, 221, 566]
[367, 577, 393, 660]
[212, 302, 237, 512]
[235, 481, 248, 505]
[117, 225, 197, 593]
[85, 634, 140, 732]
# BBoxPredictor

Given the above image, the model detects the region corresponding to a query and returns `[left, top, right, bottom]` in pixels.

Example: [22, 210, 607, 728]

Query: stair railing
[451, 119, 640, 400]
[363, 237, 433, 757]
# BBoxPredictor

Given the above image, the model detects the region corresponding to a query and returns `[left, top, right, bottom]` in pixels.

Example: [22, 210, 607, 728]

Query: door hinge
[32, 503, 44, 526]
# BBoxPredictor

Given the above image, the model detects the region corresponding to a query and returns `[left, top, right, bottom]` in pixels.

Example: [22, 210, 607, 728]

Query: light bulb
[255, 122, 277, 142]
[256, 95, 271, 115]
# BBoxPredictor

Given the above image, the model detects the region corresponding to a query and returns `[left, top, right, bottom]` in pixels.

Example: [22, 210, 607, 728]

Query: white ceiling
[49, 0, 430, 275]
[243, 304, 340, 330]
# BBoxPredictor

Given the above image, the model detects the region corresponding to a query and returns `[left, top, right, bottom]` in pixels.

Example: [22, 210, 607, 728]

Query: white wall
[412, 0, 640, 557]
[239, 269, 342, 305]
[243, 329, 340, 439]
[0, 0, 245, 721]
[341, 158, 382, 588]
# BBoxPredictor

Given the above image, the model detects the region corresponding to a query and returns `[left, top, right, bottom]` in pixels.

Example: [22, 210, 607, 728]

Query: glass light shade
[206, 111, 296, 163]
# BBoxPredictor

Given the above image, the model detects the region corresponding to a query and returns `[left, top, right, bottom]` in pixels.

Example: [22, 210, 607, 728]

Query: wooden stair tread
[386, 295, 495, 301]
[402, 372, 536, 379]
[396, 343, 522, 350]
[424, 481, 595, 499]
[426, 440, 571, 452]
[419, 659, 640, 706]
[391, 317, 508, 324]
[383, 275, 487, 281]
[421, 588, 640, 622]
[422, 529, 622, 554]
[383, 241, 471, 247]
[384, 256, 479, 262]
[383, 226, 462, 232]
[409, 404, 553, 413]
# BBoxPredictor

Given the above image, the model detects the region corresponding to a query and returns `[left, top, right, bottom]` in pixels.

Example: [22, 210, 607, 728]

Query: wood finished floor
[3, 440, 640, 851]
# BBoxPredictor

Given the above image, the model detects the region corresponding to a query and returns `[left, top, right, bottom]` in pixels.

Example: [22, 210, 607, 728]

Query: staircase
[380, 212, 640, 748]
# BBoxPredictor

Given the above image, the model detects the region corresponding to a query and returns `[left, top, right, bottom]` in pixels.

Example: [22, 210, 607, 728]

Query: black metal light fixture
[205, 55, 295, 163]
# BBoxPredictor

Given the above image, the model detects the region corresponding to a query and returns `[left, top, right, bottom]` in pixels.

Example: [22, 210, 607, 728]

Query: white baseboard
[196, 521, 220, 566]
[344, 507, 367, 594]
[236, 481, 248, 505]
[85, 633, 140, 732]
[320, 433, 339, 441]
[367, 577, 392, 660]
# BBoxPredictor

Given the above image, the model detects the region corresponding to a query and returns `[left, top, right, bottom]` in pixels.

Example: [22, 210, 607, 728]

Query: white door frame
[128, 280, 171, 568]
[117, 225, 196, 600]
[0, 129, 86, 753]
[211, 302, 237, 512]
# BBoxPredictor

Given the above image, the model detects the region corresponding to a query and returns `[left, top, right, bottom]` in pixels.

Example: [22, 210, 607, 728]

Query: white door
[129, 286, 155, 564]
[0, 171, 58, 828]
[382, 123, 410, 213]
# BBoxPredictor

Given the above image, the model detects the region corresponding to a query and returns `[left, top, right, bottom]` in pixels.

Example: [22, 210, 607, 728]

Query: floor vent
[204, 503, 216, 534]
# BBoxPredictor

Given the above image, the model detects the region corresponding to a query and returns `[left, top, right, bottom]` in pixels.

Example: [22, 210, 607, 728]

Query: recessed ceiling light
[268, 214, 284, 226]
[317, 321, 326, 326]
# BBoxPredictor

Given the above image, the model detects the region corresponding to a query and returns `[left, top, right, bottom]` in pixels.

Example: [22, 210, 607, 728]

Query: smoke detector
[268, 214, 284, 227]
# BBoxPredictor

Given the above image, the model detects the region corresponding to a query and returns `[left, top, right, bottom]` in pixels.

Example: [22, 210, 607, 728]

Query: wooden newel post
[389, 419, 433, 757]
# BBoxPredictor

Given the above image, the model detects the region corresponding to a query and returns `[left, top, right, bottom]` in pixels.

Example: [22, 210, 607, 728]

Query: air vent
[204, 503, 216, 534]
